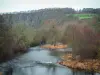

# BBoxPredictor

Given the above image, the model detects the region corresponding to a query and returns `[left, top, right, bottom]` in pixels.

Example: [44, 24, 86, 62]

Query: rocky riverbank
[58, 54, 100, 73]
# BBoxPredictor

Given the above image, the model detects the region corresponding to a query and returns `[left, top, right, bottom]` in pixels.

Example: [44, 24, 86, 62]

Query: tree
[63, 24, 98, 59]
[0, 15, 14, 61]
[46, 25, 60, 44]
[92, 15, 100, 59]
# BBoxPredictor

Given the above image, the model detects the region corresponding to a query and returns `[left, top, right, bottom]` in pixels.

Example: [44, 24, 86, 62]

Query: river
[0, 47, 100, 75]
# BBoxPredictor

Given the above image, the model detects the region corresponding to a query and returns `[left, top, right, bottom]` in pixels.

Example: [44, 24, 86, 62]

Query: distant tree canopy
[1, 8, 100, 28]
[79, 8, 100, 14]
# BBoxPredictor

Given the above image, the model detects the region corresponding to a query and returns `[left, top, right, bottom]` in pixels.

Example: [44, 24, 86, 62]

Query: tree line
[0, 7, 100, 62]
[1, 8, 100, 28]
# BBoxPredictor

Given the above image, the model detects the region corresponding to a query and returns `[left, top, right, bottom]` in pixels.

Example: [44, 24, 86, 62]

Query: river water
[0, 47, 100, 75]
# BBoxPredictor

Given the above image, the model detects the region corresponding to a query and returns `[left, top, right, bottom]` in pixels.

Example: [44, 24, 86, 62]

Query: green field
[74, 14, 96, 19]
[66, 14, 96, 19]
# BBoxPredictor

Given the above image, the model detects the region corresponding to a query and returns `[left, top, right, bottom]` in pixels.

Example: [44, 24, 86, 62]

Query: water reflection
[45, 63, 57, 75]
[13, 62, 69, 75]
[72, 69, 95, 75]
[10, 61, 100, 75]
[1, 47, 100, 75]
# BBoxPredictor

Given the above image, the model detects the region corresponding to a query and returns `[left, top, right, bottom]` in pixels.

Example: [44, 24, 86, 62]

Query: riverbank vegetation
[0, 8, 100, 65]
[59, 54, 100, 73]
[58, 14, 100, 72]
[41, 44, 67, 49]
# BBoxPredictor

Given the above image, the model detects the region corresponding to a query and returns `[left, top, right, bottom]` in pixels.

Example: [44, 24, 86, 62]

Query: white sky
[0, 0, 100, 13]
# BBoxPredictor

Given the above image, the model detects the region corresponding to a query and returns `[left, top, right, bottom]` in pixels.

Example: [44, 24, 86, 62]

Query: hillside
[1, 8, 99, 28]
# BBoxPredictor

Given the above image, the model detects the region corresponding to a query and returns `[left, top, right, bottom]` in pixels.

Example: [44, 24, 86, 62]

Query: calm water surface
[0, 47, 100, 75]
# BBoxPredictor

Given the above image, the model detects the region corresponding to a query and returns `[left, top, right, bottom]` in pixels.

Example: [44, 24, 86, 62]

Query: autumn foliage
[64, 23, 99, 59]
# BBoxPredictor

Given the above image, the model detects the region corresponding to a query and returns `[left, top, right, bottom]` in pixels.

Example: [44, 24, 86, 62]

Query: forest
[0, 7, 100, 63]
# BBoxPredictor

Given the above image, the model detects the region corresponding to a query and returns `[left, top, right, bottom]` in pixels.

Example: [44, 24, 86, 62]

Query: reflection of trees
[49, 51, 61, 56]
[46, 64, 57, 75]
[13, 62, 61, 75]
[37, 62, 57, 75]
[52, 66, 56, 75]
[16, 65, 35, 75]
[72, 69, 95, 75]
